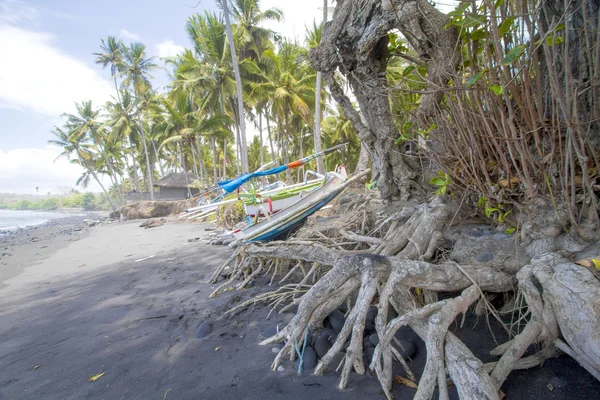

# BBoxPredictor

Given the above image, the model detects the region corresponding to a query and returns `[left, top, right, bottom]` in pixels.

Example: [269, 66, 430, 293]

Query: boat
[243, 180, 322, 218]
[231, 167, 371, 244]
[180, 143, 349, 220]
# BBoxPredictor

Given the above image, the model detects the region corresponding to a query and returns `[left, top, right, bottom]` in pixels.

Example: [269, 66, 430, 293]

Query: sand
[1, 217, 598, 400]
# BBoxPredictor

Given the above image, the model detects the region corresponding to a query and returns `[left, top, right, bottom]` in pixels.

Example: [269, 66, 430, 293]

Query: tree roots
[208, 197, 600, 398]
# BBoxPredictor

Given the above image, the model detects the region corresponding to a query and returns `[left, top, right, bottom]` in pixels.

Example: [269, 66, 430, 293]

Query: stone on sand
[295, 346, 318, 370]
[195, 320, 211, 338]
[326, 309, 345, 333]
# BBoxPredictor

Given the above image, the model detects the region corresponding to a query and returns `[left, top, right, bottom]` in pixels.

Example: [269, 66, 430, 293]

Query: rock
[483, 229, 492, 236]
[364, 346, 375, 363]
[467, 229, 484, 237]
[277, 365, 285, 372]
[194, 321, 211, 338]
[395, 326, 418, 342]
[475, 252, 493, 262]
[526, 238, 556, 257]
[214, 240, 224, 246]
[295, 346, 318, 370]
[272, 346, 282, 354]
[326, 310, 346, 333]
[366, 306, 378, 323]
[492, 233, 511, 240]
[397, 339, 417, 359]
[314, 335, 331, 358]
[222, 240, 232, 246]
[120, 199, 195, 221]
[369, 333, 379, 347]
[387, 305, 399, 322]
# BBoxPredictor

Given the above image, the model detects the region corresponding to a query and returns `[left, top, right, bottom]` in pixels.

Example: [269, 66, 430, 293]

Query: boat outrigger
[231, 167, 371, 244]
[180, 143, 349, 221]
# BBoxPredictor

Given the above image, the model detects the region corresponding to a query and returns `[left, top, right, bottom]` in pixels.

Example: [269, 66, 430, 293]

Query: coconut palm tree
[48, 126, 117, 211]
[251, 41, 316, 180]
[220, 0, 249, 174]
[229, 0, 283, 61]
[120, 42, 158, 198]
[103, 90, 142, 192]
[306, 15, 326, 175]
[93, 36, 125, 103]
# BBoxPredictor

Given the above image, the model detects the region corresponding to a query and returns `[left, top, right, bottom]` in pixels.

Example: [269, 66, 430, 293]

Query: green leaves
[489, 84, 504, 95]
[535, 35, 564, 46]
[430, 171, 450, 195]
[500, 45, 526, 66]
[498, 17, 516, 37]
[467, 70, 486, 86]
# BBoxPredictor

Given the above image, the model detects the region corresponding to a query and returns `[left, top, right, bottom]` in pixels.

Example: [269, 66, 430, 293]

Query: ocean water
[0, 210, 72, 232]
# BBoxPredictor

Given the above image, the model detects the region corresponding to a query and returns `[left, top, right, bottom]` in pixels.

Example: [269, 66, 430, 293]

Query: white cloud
[0, 23, 113, 117]
[119, 28, 141, 41]
[260, 0, 323, 42]
[156, 40, 185, 58]
[0, 147, 105, 194]
[0, 0, 40, 24]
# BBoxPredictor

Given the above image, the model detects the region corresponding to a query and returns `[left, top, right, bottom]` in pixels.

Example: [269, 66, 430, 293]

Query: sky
[0, 0, 326, 194]
[0, 0, 456, 195]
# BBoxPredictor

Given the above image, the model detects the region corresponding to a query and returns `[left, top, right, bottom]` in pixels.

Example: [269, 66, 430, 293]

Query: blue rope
[292, 321, 309, 374]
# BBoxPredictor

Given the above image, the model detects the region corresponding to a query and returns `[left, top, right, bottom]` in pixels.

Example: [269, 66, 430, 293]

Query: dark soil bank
[1, 240, 598, 400]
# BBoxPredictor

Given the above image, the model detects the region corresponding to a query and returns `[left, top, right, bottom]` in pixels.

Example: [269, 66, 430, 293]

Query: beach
[1, 217, 599, 400]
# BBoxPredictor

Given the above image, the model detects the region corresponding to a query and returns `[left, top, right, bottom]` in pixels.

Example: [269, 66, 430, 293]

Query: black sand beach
[1, 218, 599, 399]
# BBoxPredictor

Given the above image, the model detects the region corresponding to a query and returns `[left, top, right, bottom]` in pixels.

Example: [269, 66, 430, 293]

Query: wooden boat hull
[232, 167, 358, 244]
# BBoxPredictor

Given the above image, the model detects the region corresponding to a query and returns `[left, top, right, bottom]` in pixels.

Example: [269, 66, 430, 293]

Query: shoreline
[1, 218, 599, 399]
[0, 212, 108, 289]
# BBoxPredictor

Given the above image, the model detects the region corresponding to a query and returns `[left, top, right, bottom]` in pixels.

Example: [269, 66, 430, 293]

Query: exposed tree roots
[208, 197, 600, 398]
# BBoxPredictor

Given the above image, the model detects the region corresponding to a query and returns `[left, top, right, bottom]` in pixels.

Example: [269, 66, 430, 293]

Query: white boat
[232, 167, 371, 244]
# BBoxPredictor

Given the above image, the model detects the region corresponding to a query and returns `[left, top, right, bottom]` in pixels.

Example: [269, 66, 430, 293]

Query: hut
[153, 173, 200, 200]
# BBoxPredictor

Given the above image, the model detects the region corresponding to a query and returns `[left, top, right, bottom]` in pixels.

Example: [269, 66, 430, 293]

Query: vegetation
[50, 0, 351, 212]
[49, 0, 600, 398]
[0, 192, 111, 211]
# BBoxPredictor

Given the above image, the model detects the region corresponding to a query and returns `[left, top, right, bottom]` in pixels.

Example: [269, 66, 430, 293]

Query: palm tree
[306, 10, 327, 175]
[48, 126, 117, 211]
[93, 36, 125, 103]
[229, 0, 283, 61]
[221, 0, 249, 174]
[121, 42, 158, 199]
[103, 90, 142, 192]
[251, 41, 316, 180]
[63, 101, 125, 206]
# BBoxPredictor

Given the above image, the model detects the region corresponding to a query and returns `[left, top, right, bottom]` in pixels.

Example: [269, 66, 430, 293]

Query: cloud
[0, 0, 74, 25]
[156, 40, 185, 58]
[0, 24, 113, 117]
[0, 147, 105, 194]
[0, 0, 40, 24]
[119, 28, 141, 41]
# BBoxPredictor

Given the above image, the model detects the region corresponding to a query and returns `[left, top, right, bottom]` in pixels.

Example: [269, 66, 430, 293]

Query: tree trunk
[309, 0, 459, 200]
[312, 0, 328, 175]
[222, 0, 249, 174]
[223, 137, 227, 180]
[133, 93, 154, 200]
[211, 136, 218, 185]
[129, 143, 141, 192]
[265, 111, 275, 161]
[259, 109, 264, 165]
[355, 140, 370, 174]
[90, 169, 117, 211]
[195, 136, 208, 188]
[179, 144, 192, 198]
[151, 139, 165, 177]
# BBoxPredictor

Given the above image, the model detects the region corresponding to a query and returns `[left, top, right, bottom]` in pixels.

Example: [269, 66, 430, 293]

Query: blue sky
[0, 0, 457, 195]
[0, 0, 325, 194]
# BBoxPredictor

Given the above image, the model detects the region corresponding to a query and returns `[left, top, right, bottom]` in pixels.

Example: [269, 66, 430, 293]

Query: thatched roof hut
[153, 173, 193, 188]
